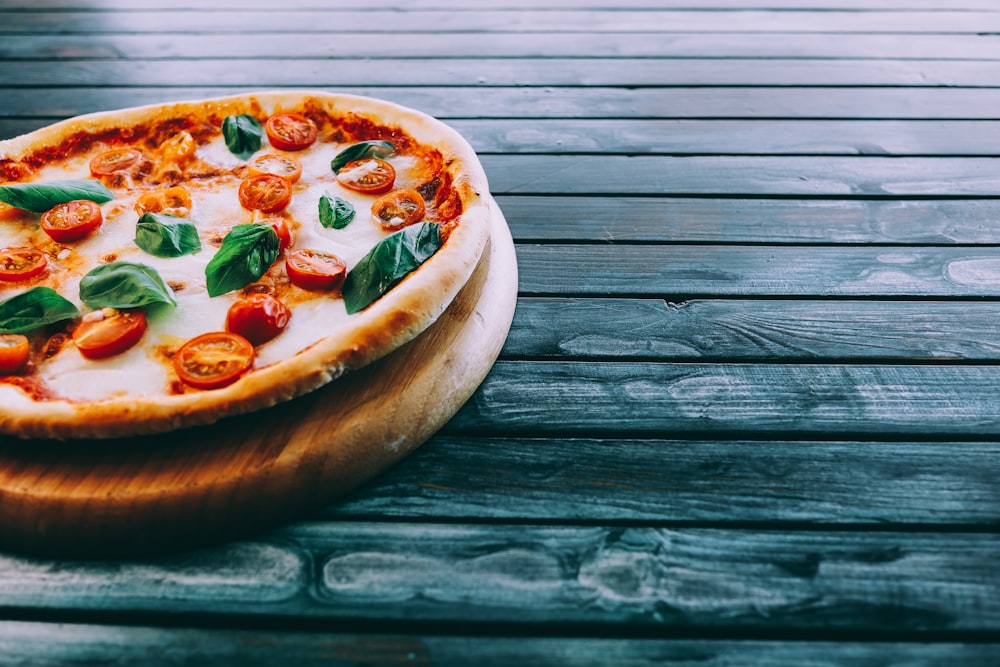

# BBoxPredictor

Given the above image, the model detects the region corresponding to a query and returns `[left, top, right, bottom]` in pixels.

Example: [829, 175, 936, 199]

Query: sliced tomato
[0, 247, 48, 282]
[265, 113, 318, 152]
[249, 153, 303, 183]
[41, 199, 104, 243]
[0, 334, 30, 375]
[89, 148, 142, 176]
[226, 293, 291, 345]
[135, 185, 193, 217]
[335, 158, 396, 195]
[174, 331, 254, 390]
[372, 189, 426, 232]
[238, 174, 292, 213]
[72, 309, 147, 360]
[258, 217, 293, 252]
[285, 248, 346, 291]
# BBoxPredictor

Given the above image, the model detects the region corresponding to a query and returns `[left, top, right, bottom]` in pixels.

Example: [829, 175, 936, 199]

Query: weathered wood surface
[2, 0, 999, 663]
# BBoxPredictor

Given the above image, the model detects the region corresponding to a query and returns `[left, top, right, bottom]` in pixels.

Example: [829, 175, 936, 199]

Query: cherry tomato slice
[248, 153, 302, 183]
[265, 113, 318, 152]
[41, 199, 103, 243]
[72, 309, 147, 360]
[335, 158, 396, 195]
[89, 148, 142, 176]
[174, 331, 254, 390]
[238, 174, 292, 213]
[258, 217, 293, 252]
[0, 334, 30, 375]
[226, 293, 291, 345]
[285, 249, 347, 291]
[0, 247, 48, 282]
[371, 189, 426, 232]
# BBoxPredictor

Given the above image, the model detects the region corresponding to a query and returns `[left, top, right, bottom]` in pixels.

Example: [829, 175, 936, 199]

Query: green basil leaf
[343, 222, 441, 314]
[135, 212, 202, 258]
[330, 140, 395, 173]
[205, 224, 279, 297]
[0, 287, 80, 334]
[79, 261, 177, 309]
[318, 191, 356, 229]
[222, 114, 263, 160]
[0, 179, 114, 213]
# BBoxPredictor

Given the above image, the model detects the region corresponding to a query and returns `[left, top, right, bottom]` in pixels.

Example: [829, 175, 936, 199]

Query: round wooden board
[0, 214, 517, 558]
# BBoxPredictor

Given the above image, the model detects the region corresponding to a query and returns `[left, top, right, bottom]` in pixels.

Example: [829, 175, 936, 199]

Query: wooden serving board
[0, 215, 517, 558]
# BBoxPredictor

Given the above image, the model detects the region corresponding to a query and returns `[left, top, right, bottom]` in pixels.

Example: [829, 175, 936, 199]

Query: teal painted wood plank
[335, 435, 1000, 525]
[1, 10, 998, 34]
[0, 621, 997, 667]
[3, 32, 998, 60]
[505, 299, 1000, 361]
[451, 361, 1000, 436]
[515, 245, 1000, 298]
[3, 58, 997, 87]
[0, 524, 997, 633]
[498, 198, 1000, 244]
[2, 87, 998, 120]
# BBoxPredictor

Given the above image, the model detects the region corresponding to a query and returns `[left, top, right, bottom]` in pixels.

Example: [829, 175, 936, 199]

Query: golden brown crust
[0, 91, 493, 439]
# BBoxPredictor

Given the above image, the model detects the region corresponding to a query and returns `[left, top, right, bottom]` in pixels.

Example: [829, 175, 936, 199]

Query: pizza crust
[0, 91, 495, 439]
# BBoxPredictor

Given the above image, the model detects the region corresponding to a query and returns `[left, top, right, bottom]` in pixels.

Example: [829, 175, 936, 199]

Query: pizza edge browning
[0, 91, 494, 440]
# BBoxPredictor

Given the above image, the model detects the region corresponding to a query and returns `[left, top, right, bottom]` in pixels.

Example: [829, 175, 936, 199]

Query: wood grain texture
[333, 436, 1000, 525]
[2, 10, 998, 34]
[3, 32, 998, 59]
[3, 87, 999, 120]
[506, 298, 1000, 361]
[0, 216, 517, 557]
[3, 58, 997, 87]
[516, 245, 1000, 298]
[451, 361, 1000, 437]
[3, 522, 995, 633]
[1, 621, 998, 667]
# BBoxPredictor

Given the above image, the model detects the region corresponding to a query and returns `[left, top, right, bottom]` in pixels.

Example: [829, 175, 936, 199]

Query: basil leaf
[343, 222, 441, 314]
[318, 191, 356, 229]
[0, 179, 114, 213]
[205, 224, 279, 297]
[0, 287, 79, 334]
[79, 261, 177, 309]
[222, 114, 263, 160]
[135, 212, 202, 258]
[330, 140, 395, 173]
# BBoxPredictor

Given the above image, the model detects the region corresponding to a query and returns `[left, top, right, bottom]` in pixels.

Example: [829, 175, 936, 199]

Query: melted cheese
[1, 130, 432, 402]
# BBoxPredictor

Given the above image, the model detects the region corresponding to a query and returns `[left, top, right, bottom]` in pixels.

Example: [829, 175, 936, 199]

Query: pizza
[0, 91, 496, 440]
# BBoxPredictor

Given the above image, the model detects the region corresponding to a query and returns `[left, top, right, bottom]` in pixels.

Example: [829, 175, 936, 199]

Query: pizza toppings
[261, 217, 293, 252]
[0, 286, 79, 333]
[173, 331, 254, 390]
[78, 261, 178, 310]
[372, 189, 426, 232]
[249, 153, 303, 183]
[71, 308, 147, 360]
[238, 173, 292, 213]
[336, 158, 396, 195]
[89, 148, 142, 177]
[285, 249, 347, 291]
[41, 199, 103, 243]
[318, 192, 355, 229]
[342, 222, 441, 314]
[330, 140, 395, 173]
[0, 179, 114, 213]
[222, 114, 264, 160]
[205, 224, 280, 297]
[226, 293, 290, 345]
[0, 248, 48, 282]
[0, 334, 30, 375]
[134, 212, 202, 258]
[135, 185, 192, 217]
[265, 113, 318, 152]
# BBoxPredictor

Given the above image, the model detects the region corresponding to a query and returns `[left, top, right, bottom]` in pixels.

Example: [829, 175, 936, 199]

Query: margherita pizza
[0, 91, 496, 439]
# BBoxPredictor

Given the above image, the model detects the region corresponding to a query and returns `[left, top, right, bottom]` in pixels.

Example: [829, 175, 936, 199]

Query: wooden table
[1, 0, 999, 664]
